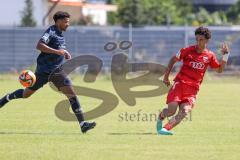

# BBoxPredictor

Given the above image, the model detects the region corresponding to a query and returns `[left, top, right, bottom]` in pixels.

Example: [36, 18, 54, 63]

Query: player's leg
[157, 102, 178, 135]
[0, 73, 48, 108]
[163, 102, 193, 131]
[157, 82, 181, 133]
[50, 70, 96, 133]
[0, 88, 36, 108]
[58, 85, 96, 133]
[0, 89, 23, 108]
[162, 83, 197, 131]
[157, 102, 178, 129]
[159, 102, 179, 121]
[59, 85, 84, 123]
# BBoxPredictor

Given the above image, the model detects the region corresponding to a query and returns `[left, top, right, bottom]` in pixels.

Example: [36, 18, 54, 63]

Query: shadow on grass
[108, 132, 157, 135]
[0, 131, 158, 136]
[0, 131, 80, 136]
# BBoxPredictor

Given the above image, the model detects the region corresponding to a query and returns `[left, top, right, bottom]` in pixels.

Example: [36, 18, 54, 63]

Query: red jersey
[174, 45, 220, 89]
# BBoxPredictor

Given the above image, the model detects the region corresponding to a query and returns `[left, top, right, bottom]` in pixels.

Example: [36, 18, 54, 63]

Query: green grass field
[0, 74, 240, 160]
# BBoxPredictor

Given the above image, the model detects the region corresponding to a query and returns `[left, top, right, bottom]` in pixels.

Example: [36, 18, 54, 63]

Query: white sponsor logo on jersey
[42, 33, 50, 43]
[203, 56, 209, 63]
[190, 61, 205, 69]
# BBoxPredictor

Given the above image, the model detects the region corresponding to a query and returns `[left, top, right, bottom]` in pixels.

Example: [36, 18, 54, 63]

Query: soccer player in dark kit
[0, 11, 96, 133]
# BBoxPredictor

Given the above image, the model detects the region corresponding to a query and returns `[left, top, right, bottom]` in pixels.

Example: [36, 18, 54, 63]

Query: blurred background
[0, 0, 240, 73]
[1, 2, 240, 160]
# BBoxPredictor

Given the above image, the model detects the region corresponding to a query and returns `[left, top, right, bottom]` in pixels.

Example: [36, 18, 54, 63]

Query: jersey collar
[53, 25, 62, 34]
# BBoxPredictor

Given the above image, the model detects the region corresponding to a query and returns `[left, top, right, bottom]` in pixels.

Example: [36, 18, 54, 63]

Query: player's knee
[22, 89, 35, 98]
[167, 102, 178, 116]
[59, 86, 76, 99]
[183, 105, 192, 114]
[23, 93, 32, 98]
[178, 107, 191, 120]
[167, 110, 176, 116]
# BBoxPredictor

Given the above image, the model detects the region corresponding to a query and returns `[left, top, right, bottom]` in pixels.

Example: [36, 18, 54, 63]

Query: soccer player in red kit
[157, 26, 230, 135]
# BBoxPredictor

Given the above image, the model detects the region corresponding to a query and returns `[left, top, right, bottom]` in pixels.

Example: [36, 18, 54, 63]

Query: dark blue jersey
[36, 25, 66, 74]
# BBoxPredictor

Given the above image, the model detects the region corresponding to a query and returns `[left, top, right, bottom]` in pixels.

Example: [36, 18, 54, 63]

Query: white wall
[0, 0, 48, 26]
[82, 8, 107, 25]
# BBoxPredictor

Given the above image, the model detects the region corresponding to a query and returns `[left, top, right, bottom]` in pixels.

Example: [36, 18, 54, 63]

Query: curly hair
[53, 11, 70, 23]
[195, 26, 211, 40]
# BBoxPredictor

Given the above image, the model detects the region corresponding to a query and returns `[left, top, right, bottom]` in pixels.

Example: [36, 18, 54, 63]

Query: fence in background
[0, 26, 240, 73]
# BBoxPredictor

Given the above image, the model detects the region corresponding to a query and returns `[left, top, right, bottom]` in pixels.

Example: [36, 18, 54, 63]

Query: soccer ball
[19, 70, 36, 87]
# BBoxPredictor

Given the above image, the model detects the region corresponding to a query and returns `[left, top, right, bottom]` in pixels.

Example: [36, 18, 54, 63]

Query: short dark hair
[53, 11, 70, 23]
[195, 26, 211, 39]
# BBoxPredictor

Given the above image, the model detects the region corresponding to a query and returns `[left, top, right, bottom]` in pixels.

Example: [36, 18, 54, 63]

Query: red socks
[164, 123, 173, 130]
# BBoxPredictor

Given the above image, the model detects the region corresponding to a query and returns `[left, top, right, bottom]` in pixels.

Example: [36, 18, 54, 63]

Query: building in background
[48, 0, 117, 25]
[0, 0, 117, 26]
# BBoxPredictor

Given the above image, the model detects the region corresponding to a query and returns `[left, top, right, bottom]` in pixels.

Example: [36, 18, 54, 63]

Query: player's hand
[58, 49, 71, 60]
[57, 49, 66, 55]
[163, 76, 170, 86]
[221, 42, 230, 55]
[63, 50, 72, 60]
[57, 49, 71, 59]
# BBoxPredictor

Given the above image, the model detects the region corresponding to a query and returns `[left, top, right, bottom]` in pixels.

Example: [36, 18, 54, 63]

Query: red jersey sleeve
[175, 47, 188, 61]
[209, 53, 220, 69]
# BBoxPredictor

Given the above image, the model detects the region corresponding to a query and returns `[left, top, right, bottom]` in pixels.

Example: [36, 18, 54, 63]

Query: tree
[227, 0, 240, 24]
[117, 0, 146, 26]
[115, 0, 192, 26]
[211, 11, 228, 26]
[195, 8, 213, 25]
[20, 0, 36, 27]
[186, 8, 229, 26]
[106, 0, 119, 25]
[108, 0, 229, 26]
[175, 0, 193, 24]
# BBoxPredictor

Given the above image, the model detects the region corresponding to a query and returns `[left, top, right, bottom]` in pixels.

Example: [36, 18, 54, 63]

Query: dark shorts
[28, 67, 72, 91]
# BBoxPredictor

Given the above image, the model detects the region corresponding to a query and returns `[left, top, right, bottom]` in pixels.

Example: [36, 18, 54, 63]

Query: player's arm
[163, 48, 186, 86]
[215, 43, 230, 73]
[36, 42, 71, 59]
[163, 56, 178, 86]
[36, 30, 71, 59]
[36, 41, 65, 56]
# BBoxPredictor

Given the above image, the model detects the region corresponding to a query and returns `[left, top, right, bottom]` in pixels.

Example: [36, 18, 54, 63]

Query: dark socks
[0, 95, 9, 107]
[8, 89, 24, 100]
[0, 89, 24, 107]
[69, 96, 85, 125]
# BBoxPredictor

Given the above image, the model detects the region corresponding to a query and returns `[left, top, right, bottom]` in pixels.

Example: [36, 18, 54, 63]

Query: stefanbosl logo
[49, 41, 171, 121]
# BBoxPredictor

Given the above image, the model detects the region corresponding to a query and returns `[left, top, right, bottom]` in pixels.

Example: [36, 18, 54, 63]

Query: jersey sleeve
[175, 47, 188, 61]
[209, 53, 220, 69]
[39, 28, 52, 44]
